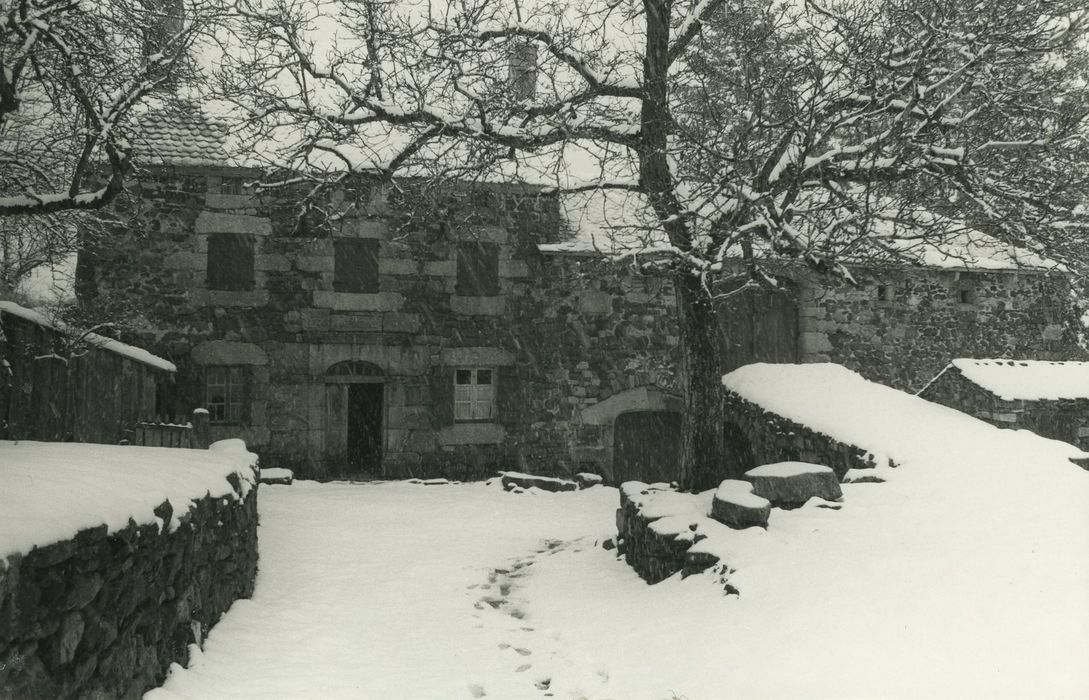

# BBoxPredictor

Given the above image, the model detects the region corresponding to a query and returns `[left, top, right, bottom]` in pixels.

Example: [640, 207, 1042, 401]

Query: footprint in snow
[468, 683, 486, 698]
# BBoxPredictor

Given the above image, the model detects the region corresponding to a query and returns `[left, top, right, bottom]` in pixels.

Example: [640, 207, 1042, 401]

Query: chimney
[143, 0, 186, 90]
[509, 42, 538, 101]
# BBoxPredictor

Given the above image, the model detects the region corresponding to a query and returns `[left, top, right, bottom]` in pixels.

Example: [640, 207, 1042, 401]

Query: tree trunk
[674, 270, 726, 491]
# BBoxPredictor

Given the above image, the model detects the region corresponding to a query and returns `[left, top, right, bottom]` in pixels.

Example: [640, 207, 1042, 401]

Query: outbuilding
[919, 359, 1089, 451]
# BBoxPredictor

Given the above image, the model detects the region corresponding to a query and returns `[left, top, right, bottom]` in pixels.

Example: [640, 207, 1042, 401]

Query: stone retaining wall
[722, 390, 883, 480]
[0, 477, 258, 698]
[616, 484, 714, 584]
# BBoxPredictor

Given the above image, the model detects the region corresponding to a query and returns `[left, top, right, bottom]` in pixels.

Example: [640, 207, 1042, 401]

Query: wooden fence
[122, 409, 212, 449]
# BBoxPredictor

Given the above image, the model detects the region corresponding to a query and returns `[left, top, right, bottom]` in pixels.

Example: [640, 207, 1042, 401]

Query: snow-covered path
[146, 481, 624, 699]
[148, 449, 1089, 700]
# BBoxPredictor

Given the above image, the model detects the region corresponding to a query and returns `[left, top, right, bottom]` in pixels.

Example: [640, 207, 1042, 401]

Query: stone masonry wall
[796, 267, 1085, 392]
[82, 164, 1084, 481]
[85, 170, 572, 478]
[0, 477, 258, 698]
[514, 255, 683, 477]
[84, 169, 685, 480]
[722, 390, 884, 481]
[920, 367, 1089, 452]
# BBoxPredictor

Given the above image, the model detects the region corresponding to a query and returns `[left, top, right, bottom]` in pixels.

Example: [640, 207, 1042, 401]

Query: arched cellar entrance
[613, 410, 683, 485]
[325, 361, 385, 476]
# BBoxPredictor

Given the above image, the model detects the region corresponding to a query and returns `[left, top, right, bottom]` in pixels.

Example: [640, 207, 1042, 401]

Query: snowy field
[148, 449, 1089, 699]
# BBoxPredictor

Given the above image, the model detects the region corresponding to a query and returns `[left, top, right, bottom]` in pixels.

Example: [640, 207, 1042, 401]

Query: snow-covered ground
[149, 451, 1089, 699]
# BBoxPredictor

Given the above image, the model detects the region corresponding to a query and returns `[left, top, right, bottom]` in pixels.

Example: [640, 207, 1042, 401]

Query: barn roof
[935, 359, 1089, 401]
[0, 301, 176, 373]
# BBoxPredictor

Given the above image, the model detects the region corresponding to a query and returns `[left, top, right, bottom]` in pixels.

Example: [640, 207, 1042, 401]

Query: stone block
[189, 289, 269, 308]
[710, 480, 771, 529]
[578, 290, 613, 315]
[499, 259, 529, 278]
[382, 313, 421, 333]
[800, 331, 834, 353]
[256, 254, 291, 272]
[437, 423, 506, 445]
[331, 313, 382, 333]
[191, 341, 268, 366]
[575, 472, 604, 488]
[423, 260, 457, 277]
[342, 219, 388, 238]
[450, 295, 506, 316]
[313, 291, 405, 312]
[301, 308, 332, 331]
[195, 211, 272, 236]
[499, 471, 578, 492]
[744, 462, 842, 507]
[440, 347, 515, 367]
[205, 193, 258, 210]
[379, 258, 419, 276]
[163, 252, 205, 270]
[1041, 324, 1064, 340]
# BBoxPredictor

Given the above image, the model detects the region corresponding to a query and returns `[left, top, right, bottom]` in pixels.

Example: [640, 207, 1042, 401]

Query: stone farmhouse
[75, 110, 1086, 483]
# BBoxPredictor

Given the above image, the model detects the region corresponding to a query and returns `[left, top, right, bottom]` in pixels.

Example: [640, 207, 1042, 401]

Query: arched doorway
[325, 361, 384, 476]
[613, 410, 683, 484]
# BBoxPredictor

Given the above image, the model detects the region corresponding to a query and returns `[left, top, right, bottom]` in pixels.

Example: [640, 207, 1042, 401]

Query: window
[334, 238, 380, 293]
[219, 177, 245, 195]
[958, 287, 976, 304]
[456, 241, 500, 296]
[206, 232, 255, 290]
[454, 368, 496, 421]
[206, 366, 248, 423]
[876, 284, 889, 302]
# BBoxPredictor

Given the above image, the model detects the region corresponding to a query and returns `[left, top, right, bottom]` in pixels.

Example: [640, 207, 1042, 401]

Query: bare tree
[0, 0, 223, 218]
[219, 0, 1089, 489]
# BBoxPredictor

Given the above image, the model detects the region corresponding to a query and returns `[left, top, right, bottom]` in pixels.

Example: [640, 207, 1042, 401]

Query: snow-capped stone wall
[0, 445, 259, 698]
[721, 390, 883, 480]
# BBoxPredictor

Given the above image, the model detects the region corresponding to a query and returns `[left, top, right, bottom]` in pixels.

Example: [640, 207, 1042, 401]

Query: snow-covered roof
[125, 106, 1060, 274]
[0, 300, 177, 372]
[541, 189, 1062, 272]
[944, 359, 1089, 401]
[132, 108, 234, 168]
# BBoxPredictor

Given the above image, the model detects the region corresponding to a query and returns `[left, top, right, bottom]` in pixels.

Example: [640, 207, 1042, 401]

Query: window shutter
[430, 365, 455, 427]
[207, 233, 255, 290]
[241, 367, 252, 424]
[456, 242, 499, 296]
[334, 238, 380, 293]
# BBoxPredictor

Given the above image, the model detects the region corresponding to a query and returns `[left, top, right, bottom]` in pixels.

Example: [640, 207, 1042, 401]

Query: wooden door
[613, 411, 682, 484]
[324, 384, 348, 466]
[718, 283, 799, 372]
[347, 383, 383, 475]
